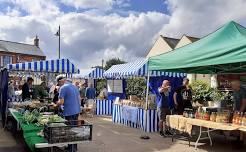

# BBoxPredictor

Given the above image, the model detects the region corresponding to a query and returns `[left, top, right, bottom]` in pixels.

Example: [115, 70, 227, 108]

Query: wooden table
[166, 115, 244, 149]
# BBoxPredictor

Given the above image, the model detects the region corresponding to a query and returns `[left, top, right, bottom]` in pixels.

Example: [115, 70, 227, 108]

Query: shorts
[157, 107, 170, 122]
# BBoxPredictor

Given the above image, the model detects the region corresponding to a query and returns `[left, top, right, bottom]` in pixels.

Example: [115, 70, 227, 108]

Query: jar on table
[183, 111, 186, 117]
[189, 112, 195, 118]
[210, 112, 217, 122]
[216, 113, 221, 123]
[203, 112, 210, 121]
[242, 113, 246, 126]
[235, 112, 241, 125]
[238, 112, 244, 125]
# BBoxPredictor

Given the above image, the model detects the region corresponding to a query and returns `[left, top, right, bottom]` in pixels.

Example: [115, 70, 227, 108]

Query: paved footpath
[78, 117, 245, 152]
[0, 117, 245, 152]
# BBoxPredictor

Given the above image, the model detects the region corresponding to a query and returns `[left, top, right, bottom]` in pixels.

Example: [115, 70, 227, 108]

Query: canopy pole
[145, 71, 150, 110]
[144, 71, 150, 132]
[140, 70, 150, 139]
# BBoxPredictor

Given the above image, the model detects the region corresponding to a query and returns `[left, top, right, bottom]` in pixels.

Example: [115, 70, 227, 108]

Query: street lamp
[55, 25, 61, 59]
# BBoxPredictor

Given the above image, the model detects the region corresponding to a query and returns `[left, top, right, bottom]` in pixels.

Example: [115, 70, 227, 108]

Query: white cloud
[0, 0, 169, 68]
[1, 0, 246, 70]
[61, 0, 130, 10]
[61, 0, 115, 10]
[160, 0, 246, 38]
[55, 11, 169, 67]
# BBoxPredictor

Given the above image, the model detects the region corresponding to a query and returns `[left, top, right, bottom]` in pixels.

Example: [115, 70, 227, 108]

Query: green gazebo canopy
[149, 21, 246, 74]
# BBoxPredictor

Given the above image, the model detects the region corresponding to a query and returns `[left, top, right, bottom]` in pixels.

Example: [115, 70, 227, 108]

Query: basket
[44, 120, 92, 143]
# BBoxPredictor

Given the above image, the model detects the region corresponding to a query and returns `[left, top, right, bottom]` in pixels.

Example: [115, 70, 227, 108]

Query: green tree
[104, 58, 126, 70]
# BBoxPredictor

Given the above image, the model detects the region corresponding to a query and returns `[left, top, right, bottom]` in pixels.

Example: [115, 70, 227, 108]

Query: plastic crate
[44, 120, 92, 143]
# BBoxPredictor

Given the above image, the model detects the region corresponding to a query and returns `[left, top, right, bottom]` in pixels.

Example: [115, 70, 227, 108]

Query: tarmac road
[0, 117, 245, 152]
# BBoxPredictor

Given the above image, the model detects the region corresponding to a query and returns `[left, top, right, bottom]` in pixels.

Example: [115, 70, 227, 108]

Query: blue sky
[122, 0, 169, 13]
[57, 0, 169, 16]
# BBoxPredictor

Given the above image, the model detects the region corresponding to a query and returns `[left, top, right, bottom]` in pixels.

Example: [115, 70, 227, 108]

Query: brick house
[0, 36, 46, 68]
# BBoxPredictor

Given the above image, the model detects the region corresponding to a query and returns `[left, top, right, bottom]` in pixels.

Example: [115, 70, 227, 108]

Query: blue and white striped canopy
[104, 59, 186, 78]
[73, 68, 104, 79]
[7, 59, 80, 74]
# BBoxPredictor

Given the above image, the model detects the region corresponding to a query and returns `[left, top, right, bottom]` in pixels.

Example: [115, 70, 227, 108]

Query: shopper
[79, 82, 86, 107]
[8, 80, 15, 99]
[85, 83, 96, 106]
[33, 82, 49, 99]
[22, 77, 34, 101]
[157, 80, 172, 137]
[231, 80, 246, 112]
[55, 77, 81, 152]
[74, 81, 80, 90]
[231, 80, 246, 149]
[173, 78, 193, 114]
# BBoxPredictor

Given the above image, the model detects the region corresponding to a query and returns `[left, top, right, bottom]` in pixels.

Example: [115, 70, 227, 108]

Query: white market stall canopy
[73, 67, 104, 79]
[104, 58, 186, 78]
[7, 59, 80, 74]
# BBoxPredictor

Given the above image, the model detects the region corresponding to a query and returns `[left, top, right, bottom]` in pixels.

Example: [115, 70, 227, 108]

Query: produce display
[232, 112, 246, 126]
[37, 115, 66, 126]
[183, 109, 195, 118]
[114, 95, 157, 109]
[23, 110, 38, 124]
[12, 100, 49, 111]
[184, 106, 246, 127]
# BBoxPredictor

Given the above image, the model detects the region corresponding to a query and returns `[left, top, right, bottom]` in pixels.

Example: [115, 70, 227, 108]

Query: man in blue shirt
[85, 83, 96, 107]
[55, 76, 81, 152]
[157, 80, 172, 137]
[85, 83, 96, 99]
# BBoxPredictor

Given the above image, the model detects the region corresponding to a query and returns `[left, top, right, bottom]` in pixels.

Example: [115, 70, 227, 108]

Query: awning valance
[104, 59, 186, 78]
[7, 59, 79, 74]
[74, 68, 104, 79]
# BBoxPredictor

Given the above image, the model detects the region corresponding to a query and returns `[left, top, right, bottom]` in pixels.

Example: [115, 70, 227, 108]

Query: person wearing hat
[52, 76, 66, 104]
[173, 78, 193, 115]
[22, 77, 34, 101]
[33, 81, 49, 99]
[54, 76, 81, 152]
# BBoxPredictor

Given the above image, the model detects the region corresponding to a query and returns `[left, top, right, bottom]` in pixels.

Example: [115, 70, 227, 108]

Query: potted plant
[191, 81, 212, 106]
[210, 89, 228, 108]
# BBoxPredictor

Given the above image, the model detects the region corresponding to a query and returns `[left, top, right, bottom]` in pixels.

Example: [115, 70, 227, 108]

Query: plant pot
[213, 101, 221, 108]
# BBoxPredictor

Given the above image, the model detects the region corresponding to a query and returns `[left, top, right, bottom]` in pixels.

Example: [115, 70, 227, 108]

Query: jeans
[65, 114, 79, 152]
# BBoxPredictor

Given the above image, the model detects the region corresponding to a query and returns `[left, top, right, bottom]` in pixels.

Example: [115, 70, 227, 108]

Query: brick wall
[0, 51, 46, 67]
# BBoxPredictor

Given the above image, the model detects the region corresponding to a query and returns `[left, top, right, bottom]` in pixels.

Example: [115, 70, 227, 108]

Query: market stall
[6, 58, 80, 101]
[73, 67, 112, 116]
[0, 59, 93, 152]
[149, 21, 246, 148]
[104, 58, 185, 132]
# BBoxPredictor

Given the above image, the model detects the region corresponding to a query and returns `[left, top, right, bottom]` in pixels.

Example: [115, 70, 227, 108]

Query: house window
[2, 56, 13, 67]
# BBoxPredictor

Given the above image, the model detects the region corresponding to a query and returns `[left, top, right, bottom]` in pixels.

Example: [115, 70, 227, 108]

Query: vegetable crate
[44, 120, 93, 143]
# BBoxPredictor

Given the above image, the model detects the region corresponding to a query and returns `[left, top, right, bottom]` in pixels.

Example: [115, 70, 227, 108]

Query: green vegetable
[23, 110, 36, 124]
[36, 115, 65, 126]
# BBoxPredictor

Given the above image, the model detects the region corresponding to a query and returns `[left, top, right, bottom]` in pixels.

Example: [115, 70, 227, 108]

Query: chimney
[34, 35, 39, 47]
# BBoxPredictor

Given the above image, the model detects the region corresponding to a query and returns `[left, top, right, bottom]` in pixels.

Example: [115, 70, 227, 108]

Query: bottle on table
[242, 113, 246, 126]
